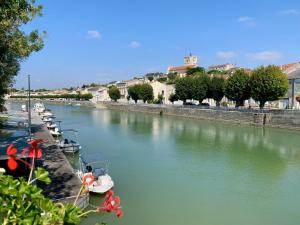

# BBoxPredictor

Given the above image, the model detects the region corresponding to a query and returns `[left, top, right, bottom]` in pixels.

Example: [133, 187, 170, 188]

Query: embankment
[99, 102, 300, 131]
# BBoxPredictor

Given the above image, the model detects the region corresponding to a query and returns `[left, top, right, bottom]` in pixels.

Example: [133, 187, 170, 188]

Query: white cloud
[217, 51, 239, 60]
[86, 30, 101, 39]
[246, 51, 283, 61]
[237, 16, 256, 27]
[129, 41, 141, 48]
[279, 9, 299, 15]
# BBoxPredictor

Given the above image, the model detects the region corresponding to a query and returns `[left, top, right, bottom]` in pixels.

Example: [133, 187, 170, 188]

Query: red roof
[168, 65, 197, 71]
[280, 63, 299, 71]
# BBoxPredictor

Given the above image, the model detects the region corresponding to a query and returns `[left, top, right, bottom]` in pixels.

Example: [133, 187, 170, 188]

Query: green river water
[12, 103, 300, 225]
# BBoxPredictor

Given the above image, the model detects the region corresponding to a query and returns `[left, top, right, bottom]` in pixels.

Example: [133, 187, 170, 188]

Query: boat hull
[60, 144, 81, 153]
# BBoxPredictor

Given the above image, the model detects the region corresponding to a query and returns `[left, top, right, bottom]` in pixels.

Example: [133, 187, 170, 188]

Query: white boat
[58, 130, 81, 153]
[21, 104, 27, 112]
[59, 139, 81, 153]
[42, 116, 55, 123]
[49, 127, 63, 137]
[33, 103, 45, 113]
[40, 109, 53, 117]
[46, 121, 57, 129]
[76, 157, 114, 194]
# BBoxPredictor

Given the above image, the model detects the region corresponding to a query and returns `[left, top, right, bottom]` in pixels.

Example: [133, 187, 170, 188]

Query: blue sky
[16, 0, 300, 89]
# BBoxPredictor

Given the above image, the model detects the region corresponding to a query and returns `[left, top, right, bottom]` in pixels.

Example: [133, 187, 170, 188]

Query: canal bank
[99, 102, 300, 131]
[3, 103, 88, 208]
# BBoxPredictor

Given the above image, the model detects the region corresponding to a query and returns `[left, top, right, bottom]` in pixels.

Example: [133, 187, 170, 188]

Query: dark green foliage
[0, 171, 82, 224]
[148, 76, 154, 82]
[139, 84, 154, 103]
[154, 94, 164, 104]
[175, 77, 194, 102]
[108, 86, 121, 102]
[168, 93, 179, 104]
[128, 85, 141, 103]
[250, 65, 289, 109]
[191, 73, 210, 103]
[167, 72, 178, 80]
[186, 67, 205, 76]
[157, 77, 167, 83]
[0, 0, 45, 110]
[224, 69, 251, 107]
[209, 76, 225, 106]
[207, 70, 224, 75]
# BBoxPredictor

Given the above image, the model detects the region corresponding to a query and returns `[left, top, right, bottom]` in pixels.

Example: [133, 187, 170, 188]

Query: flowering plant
[1, 140, 123, 224]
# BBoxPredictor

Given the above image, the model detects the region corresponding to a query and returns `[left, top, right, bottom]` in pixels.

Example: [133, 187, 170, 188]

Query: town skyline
[15, 0, 300, 89]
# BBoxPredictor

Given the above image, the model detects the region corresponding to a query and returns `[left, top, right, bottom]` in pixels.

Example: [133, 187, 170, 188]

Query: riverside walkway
[1, 105, 88, 208]
[32, 111, 88, 207]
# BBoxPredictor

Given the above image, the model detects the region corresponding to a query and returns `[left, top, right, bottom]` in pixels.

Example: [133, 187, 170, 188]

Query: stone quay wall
[99, 102, 300, 131]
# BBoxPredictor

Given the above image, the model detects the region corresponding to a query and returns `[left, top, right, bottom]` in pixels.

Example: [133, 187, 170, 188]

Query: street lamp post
[28, 75, 32, 139]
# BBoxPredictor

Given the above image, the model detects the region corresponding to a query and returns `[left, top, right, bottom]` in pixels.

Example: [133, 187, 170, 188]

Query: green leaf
[34, 167, 51, 184]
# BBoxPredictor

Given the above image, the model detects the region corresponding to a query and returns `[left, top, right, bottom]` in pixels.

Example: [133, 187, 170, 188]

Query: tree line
[174, 65, 289, 109]
[108, 84, 154, 103]
[10, 93, 93, 101]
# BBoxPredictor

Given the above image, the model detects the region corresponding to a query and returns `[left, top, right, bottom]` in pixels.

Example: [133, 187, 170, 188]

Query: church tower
[184, 53, 198, 65]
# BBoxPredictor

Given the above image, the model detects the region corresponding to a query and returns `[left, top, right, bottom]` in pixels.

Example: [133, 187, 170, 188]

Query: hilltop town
[9, 54, 300, 110]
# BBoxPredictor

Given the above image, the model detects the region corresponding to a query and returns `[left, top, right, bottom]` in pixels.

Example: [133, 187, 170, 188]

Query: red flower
[116, 209, 124, 218]
[7, 145, 18, 170]
[22, 139, 46, 159]
[99, 189, 123, 218]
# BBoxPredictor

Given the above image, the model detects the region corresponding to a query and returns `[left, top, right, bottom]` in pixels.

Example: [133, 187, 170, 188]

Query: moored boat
[33, 103, 45, 113]
[58, 130, 81, 153]
[76, 156, 114, 194]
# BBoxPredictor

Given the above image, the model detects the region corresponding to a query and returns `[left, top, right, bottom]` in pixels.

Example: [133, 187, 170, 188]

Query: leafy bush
[224, 69, 251, 107]
[208, 76, 225, 107]
[250, 65, 289, 109]
[108, 86, 121, 102]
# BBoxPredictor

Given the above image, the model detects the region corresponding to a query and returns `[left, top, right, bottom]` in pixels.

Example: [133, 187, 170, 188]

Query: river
[12, 103, 300, 225]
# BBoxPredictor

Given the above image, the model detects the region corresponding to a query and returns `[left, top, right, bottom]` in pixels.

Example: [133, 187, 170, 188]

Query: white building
[208, 63, 236, 72]
[150, 81, 175, 104]
[116, 79, 144, 101]
[167, 54, 199, 78]
[88, 86, 111, 103]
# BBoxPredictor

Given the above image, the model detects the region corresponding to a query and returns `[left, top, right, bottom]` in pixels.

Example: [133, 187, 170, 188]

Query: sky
[16, 0, 300, 89]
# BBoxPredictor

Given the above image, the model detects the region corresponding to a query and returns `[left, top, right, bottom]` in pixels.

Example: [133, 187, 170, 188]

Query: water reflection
[105, 110, 300, 162]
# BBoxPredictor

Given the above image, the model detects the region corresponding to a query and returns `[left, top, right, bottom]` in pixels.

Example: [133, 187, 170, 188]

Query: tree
[128, 85, 141, 103]
[156, 94, 164, 104]
[0, 0, 45, 111]
[175, 77, 194, 102]
[148, 76, 154, 82]
[224, 69, 251, 107]
[250, 65, 289, 109]
[168, 93, 179, 104]
[108, 86, 121, 102]
[157, 77, 167, 83]
[209, 76, 225, 107]
[139, 84, 154, 103]
[191, 73, 210, 103]
[186, 67, 205, 76]
[167, 72, 178, 80]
